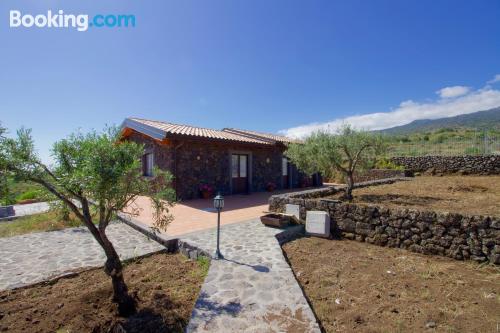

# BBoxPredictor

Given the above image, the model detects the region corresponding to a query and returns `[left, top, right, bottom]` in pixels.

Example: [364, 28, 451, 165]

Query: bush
[464, 147, 482, 155]
[374, 158, 404, 170]
[16, 189, 42, 202]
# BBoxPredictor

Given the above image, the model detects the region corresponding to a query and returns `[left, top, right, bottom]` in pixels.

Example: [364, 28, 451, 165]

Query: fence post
[483, 130, 488, 155]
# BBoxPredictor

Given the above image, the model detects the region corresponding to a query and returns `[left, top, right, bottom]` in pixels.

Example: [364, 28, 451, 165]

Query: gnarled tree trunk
[344, 171, 354, 201]
[100, 230, 137, 316]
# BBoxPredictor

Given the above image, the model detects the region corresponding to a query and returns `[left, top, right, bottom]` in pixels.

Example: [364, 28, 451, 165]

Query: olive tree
[0, 127, 175, 316]
[286, 124, 386, 200]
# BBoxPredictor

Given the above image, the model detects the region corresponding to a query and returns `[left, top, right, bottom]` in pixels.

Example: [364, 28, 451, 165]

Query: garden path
[179, 219, 321, 332]
[0, 222, 163, 290]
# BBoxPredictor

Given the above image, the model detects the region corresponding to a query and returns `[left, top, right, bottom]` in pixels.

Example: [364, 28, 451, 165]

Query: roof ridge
[124, 117, 274, 145]
[222, 128, 277, 143]
[224, 127, 288, 138]
[130, 117, 233, 134]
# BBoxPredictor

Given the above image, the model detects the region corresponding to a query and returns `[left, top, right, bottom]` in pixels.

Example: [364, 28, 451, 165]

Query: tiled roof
[222, 128, 301, 144]
[124, 118, 275, 145]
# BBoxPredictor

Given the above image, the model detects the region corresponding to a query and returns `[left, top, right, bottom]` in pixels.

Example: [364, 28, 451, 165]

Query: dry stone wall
[269, 183, 500, 265]
[390, 155, 500, 174]
[353, 169, 411, 183]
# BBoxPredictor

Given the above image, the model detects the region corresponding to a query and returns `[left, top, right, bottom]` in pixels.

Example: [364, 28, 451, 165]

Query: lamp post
[213, 192, 224, 259]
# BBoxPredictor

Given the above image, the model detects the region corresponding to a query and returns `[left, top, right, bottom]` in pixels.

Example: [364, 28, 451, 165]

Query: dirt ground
[340, 175, 500, 216]
[283, 237, 500, 333]
[0, 252, 208, 333]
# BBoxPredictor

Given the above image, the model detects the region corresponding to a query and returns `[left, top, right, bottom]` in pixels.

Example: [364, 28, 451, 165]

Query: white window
[143, 153, 154, 177]
[282, 158, 288, 176]
[239, 155, 247, 177]
[232, 155, 239, 178]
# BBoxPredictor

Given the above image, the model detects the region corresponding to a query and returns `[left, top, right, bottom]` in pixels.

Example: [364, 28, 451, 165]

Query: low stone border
[117, 212, 211, 260]
[269, 178, 500, 265]
[117, 212, 306, 258]
[269, 177, 410, 213]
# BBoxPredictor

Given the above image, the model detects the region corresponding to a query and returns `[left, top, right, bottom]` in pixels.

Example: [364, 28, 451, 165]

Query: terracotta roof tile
[126, 118, 273, 145]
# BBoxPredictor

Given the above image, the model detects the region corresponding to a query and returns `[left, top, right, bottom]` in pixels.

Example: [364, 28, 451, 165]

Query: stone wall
[175, 141, 288, 199]
[390, 155, 500, 174]
[353, 169, 411, 183]
[269, 183, 500, 264]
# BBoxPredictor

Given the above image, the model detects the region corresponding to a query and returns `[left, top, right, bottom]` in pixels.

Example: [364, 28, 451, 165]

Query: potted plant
[300, 177, 312, 188]
[266, 182, 276, 192]
[199, 183, 214, 199]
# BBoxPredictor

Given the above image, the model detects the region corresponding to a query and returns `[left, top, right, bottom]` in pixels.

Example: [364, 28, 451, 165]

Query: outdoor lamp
[213, 193, 224, 259]
[214, 193, 224, 210]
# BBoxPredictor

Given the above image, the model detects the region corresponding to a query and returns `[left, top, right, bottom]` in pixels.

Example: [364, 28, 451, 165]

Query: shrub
[374, 158, 404, 170]
[16, 189, 42, 202]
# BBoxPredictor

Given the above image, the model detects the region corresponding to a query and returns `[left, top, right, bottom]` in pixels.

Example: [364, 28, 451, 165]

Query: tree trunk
[344, 172, 354, 201]
[100, 231, 137, 317]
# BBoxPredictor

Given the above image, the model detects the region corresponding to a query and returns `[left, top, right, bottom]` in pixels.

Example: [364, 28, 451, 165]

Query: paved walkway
[180, 219, 320, 332]
[0, 223, 163, 290]
[125, 189, 310, 236]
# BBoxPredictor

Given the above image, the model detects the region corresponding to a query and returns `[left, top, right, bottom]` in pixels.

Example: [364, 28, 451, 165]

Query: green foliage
[0, 125, 176, 232]
[463, 147, 482, 155]
[195, 256, 210, 277]
[383, 128, 500, 157]
[374, 158, 404, 170]
[16, 189, 42, 202]
[286, 124, 386, 199]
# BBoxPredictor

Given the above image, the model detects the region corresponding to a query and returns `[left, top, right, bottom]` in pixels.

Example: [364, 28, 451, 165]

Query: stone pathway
[180, 219, 321, 332]
[0, 222, 163, 290]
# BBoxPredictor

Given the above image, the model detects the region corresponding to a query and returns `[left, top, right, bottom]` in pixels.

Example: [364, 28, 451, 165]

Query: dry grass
[347, 175, 500, 216]
[283, 237, 500, 333]
[0, 211, 85, 238]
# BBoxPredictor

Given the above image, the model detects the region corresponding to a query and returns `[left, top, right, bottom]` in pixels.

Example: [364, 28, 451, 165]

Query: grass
[0, 210, 84, 238]
[1, 178, 48, 205]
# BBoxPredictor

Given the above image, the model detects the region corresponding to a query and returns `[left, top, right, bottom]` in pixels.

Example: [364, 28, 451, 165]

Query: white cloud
[436, 85, 470, 98]
[280, 82, 500, 139]
[487, 74, 500, 84]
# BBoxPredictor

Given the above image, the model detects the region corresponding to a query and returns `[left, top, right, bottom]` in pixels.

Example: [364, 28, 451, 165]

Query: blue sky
[1, 0, 499, 162]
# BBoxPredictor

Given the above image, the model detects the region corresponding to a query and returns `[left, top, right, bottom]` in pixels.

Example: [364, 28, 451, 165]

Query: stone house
[120, 118, 321, 200]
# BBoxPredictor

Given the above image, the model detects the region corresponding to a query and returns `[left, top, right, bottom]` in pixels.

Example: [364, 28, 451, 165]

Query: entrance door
[232, 154, 248, 194]
[282, 157, 289, 189]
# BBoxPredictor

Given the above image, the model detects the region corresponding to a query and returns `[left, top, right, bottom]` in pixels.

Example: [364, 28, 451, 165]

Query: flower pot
[260, 213, 289, 228]
[0, 205, 15, 218]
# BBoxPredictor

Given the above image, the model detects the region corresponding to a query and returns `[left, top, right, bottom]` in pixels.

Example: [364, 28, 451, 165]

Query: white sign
[285, 204, 300, 220]
[306, 211, 330, 238]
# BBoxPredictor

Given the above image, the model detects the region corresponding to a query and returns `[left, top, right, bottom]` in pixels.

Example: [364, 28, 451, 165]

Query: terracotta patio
[124, 190, 302, 236]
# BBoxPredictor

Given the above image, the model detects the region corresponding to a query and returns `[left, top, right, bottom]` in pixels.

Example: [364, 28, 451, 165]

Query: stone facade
[269, 182, 500, 265]
[126, 131, 318, 200]
[390, 155, 500, 174]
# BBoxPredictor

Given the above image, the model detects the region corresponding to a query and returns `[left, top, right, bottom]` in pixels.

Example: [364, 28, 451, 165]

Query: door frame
[229, 150, 253, 194]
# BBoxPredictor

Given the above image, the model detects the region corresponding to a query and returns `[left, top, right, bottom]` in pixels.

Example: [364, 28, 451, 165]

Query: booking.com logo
[9, 10, 136, 32]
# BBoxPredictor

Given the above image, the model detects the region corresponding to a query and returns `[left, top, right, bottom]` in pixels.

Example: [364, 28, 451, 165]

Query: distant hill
[378, 107, 500, 135]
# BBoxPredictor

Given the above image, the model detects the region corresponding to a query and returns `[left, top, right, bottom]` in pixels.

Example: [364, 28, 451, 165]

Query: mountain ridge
[377, 107, 500, 134]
